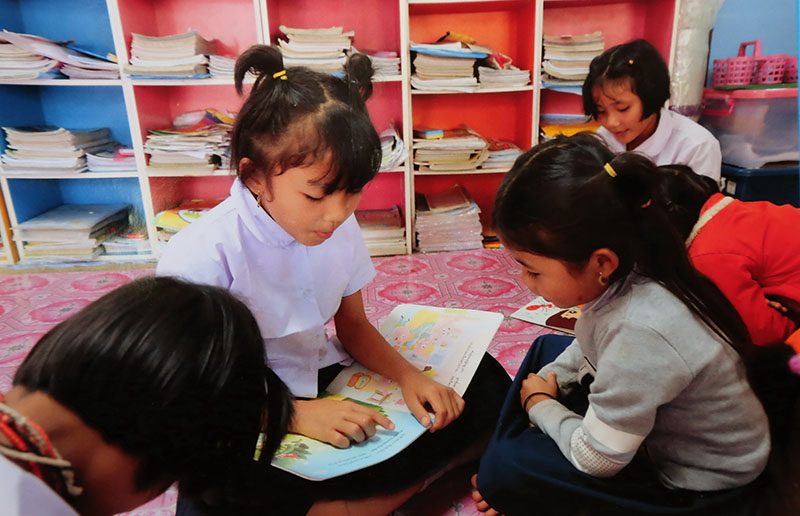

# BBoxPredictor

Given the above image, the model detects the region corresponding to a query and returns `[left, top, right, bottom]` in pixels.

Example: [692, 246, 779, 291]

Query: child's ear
[240, 158, 271, 199]
[591, 248, 619, 279]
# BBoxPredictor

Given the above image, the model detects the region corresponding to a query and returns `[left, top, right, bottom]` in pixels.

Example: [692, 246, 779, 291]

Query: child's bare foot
[471, 474, 504, 516]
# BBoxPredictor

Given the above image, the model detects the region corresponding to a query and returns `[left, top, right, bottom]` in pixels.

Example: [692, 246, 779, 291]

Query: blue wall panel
[40, 87, 132, 146]
[7, 179, 62, 222]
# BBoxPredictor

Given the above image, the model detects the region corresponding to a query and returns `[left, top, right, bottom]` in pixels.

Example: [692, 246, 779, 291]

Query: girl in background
[471, 133, 769, 515]
[1, 276, 291, 516]
[158, 45, 510, 515]
[583, 39, 722, 182]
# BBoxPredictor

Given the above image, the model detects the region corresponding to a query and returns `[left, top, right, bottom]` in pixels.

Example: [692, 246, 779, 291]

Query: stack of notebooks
[379, 125, 407, 171]
[363, 50, 400, 77]
[126, 31, 216, 78]
[415, 185, 483, 253]
[477, 66, 530, 88]
[541, 31, 605, 86]
[0, 31, 118, 80]
[144, 109, 234, 172]
[480, 138, 522, 170]
[410, 42, 488, 91]
[13, 203, 130, 262]
[86, 146, 137, 173]
[355, 205, 407, 256]
[412, 126, 489, 172]
[209, 55, 235, 78]
[278, 26, 352, 72]
[1, 126, 113, 175]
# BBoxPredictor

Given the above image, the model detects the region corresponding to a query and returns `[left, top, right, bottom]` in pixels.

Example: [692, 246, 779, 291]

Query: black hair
[13, 276, 293, 495]
[493, 133, 752, 355]
[654, 164, 721, 240]
[231, 45, 381, 195]
[582, 39, 671, 120]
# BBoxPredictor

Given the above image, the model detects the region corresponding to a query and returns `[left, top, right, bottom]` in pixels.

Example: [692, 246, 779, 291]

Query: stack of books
[478, 66, 530, 88]
[209, 55, 235, 77]
[541, 31, 604, 86]
[144, 109, 234, 172]
[86, 146, 137, 173]
[355, 205, 407, 256]
[480, 138, 522, 170]
[410, 42, 488, 91]
[415, 185, 483, 253]
[412, 126, 488, 172]
[0, 31, 118, 80]
[1, 126, 113, 175]
[126, 31, 215, 78]
[278, 26, 352, 73]
[13, 203, 129, 262]
[379, 125, 407, 171]
[364, 50, 400, 77]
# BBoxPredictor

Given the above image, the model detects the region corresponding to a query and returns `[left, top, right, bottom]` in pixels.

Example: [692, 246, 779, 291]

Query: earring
[598, 273, 609, 287]
[255, 193, 262, 207]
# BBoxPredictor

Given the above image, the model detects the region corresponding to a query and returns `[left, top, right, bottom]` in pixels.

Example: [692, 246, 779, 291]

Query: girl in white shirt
[583, 39, 722, 183]
[158, 45, 510, 516]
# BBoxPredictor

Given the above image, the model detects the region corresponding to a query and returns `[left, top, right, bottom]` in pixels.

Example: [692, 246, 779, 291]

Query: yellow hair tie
[604, 162, 617, 178]
[272, 70, 287, 80]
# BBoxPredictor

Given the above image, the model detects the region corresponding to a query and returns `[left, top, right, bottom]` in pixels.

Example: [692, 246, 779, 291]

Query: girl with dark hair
[158, 45, 510, 515]
[0, 276, 291, 516]
[583, 39, 722, 182]
[471, 133, 769, 515]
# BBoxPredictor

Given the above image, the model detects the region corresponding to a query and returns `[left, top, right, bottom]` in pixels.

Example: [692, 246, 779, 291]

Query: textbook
[270, 304, 504, 481]
[510, 296, 581, 335]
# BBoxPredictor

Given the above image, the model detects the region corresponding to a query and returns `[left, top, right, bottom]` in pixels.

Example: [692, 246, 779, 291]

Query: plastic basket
[754, 54, 787, 84]
[713, 41, 764, 87]
[784, 56, 798, 83]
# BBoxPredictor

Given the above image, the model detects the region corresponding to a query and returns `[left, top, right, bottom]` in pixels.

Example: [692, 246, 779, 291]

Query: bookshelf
[0, 0, 680, 263]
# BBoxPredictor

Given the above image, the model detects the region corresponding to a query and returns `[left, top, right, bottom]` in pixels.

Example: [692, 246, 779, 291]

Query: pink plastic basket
[784, 56, 798, 83]
[712, 41, 764, 87]
[754, 54, 787, 84]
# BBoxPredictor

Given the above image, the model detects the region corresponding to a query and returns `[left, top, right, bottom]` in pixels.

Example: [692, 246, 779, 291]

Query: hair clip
[272, 70, 288, 80]
[604, 162, 617, 178]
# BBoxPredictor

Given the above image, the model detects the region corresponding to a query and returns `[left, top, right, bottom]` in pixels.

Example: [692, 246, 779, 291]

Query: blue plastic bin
[721, 164, 800, 207]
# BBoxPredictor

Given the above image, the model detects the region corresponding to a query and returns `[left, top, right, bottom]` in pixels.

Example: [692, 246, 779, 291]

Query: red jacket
[689, 193, 800, 346]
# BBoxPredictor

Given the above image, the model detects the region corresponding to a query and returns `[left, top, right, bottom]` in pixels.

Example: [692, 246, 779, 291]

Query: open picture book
[270, 303, 504, 481]
[510, 296, 582, 335]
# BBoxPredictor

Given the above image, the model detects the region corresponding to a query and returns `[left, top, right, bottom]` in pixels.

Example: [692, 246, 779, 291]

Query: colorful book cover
[510, 296, 582, 335]
[271, 304, 504, 481]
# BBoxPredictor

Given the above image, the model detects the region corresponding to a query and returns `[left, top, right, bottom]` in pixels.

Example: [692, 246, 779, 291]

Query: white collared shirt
[0, 455, 79, 515]
[156, 178, 376, 397]
[597, 107, 722, 182]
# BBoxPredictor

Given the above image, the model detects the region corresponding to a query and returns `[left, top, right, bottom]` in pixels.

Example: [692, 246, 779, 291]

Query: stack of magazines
[126, 31, 215, 78]
[480, 138, 522, 170]
[278, 26, 352, 73]
[379, 125, 407, 171]
[13, 203, 129, 262]
[0, 31, 119, 80]
[415, 185, 483, 253]
[0, 39, 58, 79]
[541, 31, 604, 86]
[209, 55, 235, 78]
[362, 50, 400, 77]
[86, 146, 137, 173]
[410, 42, 488, 92]
[1, 126, 113, 175]
[478, 66, 530, 88]
[412, 126, 488, 172]
[144, 109, 234, 172]
[355, 206, 407, 256]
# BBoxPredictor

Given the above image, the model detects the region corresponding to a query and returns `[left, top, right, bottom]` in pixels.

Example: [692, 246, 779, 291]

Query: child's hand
[290, 398, 395, 449]
[398, 371, 465, 432]
[520, 371, 558, 412]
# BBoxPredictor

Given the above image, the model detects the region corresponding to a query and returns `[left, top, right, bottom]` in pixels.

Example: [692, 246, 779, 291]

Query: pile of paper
[144, 109, 234, 172]
[86, 146, 136, 173]
[364, 50, 400, 77]
[13, 203, 130, 262]
[379, 125, 407, 171]
[209, 54, 235, 77]
[413, 126, 488, 172]
[478, 66, 530, 88]
[278, 26, 352, 72]
[415, 185, 483, 253]
[410, 42, 488, 91]
[126, 31, 215, 78]
[480, 138, 522, 169]
[542, 31, 604, 86]
[1, 126, 113, 175]
[0, 31, 118, 80]
[355, 205, 407, 256]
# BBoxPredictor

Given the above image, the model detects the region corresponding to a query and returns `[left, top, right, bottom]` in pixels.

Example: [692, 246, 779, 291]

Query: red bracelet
[523, 391, 556, 412]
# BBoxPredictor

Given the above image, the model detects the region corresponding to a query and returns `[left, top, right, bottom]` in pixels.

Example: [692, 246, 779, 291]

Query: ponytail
[494, 133, 752, 355]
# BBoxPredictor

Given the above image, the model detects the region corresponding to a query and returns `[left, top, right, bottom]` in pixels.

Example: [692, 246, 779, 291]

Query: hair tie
[272, 70, 287, 80]
[604, 162, 617, 178]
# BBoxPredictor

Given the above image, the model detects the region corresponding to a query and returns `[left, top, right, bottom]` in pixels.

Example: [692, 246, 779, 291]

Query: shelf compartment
[413, 173, 505, 227]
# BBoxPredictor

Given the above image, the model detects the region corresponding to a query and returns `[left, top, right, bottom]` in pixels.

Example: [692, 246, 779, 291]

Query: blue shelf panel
[0, 0, 115, 59]
[0, 87, 46, 153]
[8, 178, 145, 226]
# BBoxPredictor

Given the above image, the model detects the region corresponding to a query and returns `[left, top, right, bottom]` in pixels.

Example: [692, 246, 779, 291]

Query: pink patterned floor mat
[0, 249, 554, 516]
